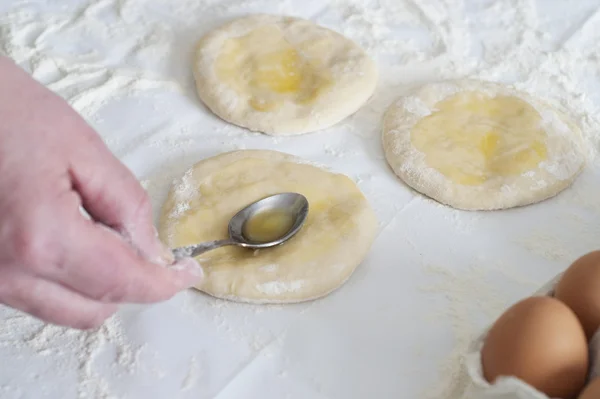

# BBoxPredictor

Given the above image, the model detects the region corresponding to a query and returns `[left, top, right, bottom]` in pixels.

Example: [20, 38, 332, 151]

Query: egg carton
[461, 273, 600, 399]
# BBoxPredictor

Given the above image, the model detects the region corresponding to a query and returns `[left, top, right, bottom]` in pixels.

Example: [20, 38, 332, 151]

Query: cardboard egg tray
[461, 273, 600, 399]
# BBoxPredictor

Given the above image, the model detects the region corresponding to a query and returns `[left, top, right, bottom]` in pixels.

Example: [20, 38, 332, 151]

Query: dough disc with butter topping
[158, 150, 378, 304]
[382, 80, 586, 210]
[193, 14, 378, 135]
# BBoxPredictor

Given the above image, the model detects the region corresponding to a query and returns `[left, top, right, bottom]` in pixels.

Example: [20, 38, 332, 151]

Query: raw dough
[159, 150, 378, 303]
[193, 14, 378, 136]
[382, 80, 586, 210]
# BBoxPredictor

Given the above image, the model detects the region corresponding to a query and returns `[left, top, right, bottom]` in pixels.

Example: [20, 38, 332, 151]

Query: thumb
[69, 130, 172, 264]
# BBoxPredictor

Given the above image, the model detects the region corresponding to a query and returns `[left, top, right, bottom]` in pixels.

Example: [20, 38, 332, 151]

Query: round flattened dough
[158, 150, 378, 304]
[382, 80, 586, 210]
[193, 14, 378, 136]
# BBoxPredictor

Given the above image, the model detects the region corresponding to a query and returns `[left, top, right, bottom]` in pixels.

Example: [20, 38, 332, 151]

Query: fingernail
[159, 245, 175, 265]
[153, 238, 175, 266]
[169, 257, 204, 280]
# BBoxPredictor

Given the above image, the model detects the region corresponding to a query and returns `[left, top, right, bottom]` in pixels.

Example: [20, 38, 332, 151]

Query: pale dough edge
[381, 79, 586, 211]
[192, 14, 379, 136]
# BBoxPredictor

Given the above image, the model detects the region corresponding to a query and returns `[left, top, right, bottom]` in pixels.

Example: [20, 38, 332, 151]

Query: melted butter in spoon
[243, 209, 296, 243]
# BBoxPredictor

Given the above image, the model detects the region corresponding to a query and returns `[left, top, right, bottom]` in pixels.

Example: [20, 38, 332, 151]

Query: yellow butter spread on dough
[163, 157, 361, 266]
[215, 25, 332, 112]
[410, 92, 548, 186]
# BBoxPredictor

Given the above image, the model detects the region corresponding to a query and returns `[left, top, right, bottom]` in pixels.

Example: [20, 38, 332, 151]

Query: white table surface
[2, 0, 600, 398]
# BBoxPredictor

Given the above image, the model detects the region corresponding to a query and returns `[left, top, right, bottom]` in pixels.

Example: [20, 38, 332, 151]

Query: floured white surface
[2, 0, 600, 398]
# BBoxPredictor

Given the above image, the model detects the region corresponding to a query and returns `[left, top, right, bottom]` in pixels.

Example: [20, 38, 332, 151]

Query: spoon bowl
[172, 192, 309, 259]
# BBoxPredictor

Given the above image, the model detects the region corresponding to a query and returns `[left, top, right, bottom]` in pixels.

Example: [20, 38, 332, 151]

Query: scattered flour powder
[2, 0, 600, 397]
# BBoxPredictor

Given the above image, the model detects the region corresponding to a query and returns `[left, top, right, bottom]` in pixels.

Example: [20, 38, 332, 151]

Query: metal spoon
[171, 192, 309, 259]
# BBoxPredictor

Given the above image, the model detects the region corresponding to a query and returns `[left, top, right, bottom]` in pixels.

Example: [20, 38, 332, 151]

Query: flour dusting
[256, 280, 305, 295]
[0, 307, 147, 399]
[2, 0, 600, 397]
[420, 261, 540, 399]
[170, 168, 198, 219]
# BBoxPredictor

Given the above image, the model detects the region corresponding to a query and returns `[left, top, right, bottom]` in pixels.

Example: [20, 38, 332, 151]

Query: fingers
[0, 268, 117, 329]
[68, 137, 170, 264]
[44, 217, 203, 304]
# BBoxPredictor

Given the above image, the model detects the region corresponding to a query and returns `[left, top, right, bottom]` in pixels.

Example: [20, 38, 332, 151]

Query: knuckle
[104, 275, 173, 304]
[77, 249, 134, 303]
[10, 227, 56, 272]
[97, 278, 129, 303]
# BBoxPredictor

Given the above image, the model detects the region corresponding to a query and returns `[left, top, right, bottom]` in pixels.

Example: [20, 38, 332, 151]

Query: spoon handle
[172, 238, 237, 259]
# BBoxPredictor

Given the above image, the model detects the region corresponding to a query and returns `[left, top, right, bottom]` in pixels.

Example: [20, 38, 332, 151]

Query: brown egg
[555, 251, 600, 340]
[481, 296, 588, 399]
[579, 378, 600, 399]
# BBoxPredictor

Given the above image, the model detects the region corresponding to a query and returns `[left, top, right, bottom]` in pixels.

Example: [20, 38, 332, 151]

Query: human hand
[0, 56, 203, 329]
